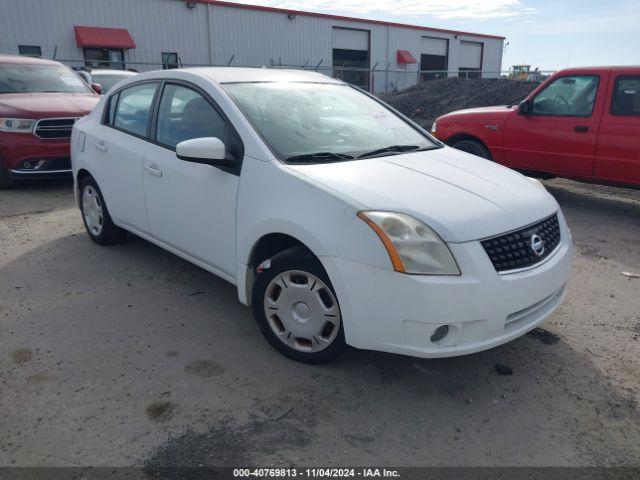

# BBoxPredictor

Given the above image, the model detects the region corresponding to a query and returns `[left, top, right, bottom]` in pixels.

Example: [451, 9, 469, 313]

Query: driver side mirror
[518, 99, 531, 115]
[91, 83, 103, 95]
[176, 137, 236, 168]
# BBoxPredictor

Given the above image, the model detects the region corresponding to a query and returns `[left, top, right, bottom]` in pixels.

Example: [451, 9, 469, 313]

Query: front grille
[34, 118, 78, 139]
[45, 157, 71, 170]
[481, 214, 561, 273]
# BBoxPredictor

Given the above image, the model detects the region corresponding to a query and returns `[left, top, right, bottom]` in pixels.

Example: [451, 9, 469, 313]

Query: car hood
[440, 105, 516, 121]
[0, 93, 99, 119]
[288, 147, 559, 242]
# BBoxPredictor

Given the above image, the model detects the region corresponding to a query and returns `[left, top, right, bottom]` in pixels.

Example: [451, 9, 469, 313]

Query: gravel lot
[1, 178, 639, 468]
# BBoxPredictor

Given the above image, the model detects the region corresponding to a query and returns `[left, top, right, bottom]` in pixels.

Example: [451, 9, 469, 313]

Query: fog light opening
[430, 325, 450, 344]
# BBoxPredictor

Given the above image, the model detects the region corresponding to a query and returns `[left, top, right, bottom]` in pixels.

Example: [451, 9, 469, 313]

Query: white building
[0, 0, 505, 93]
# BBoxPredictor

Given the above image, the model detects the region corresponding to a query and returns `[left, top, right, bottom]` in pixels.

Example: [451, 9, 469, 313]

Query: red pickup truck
[432, 67, 640, 188]
[0, 55, 99, 188]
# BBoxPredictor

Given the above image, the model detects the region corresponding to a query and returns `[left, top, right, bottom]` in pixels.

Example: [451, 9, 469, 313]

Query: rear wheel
[252, 247, 347, 363]
[0, 161, 14, 189]
[80, 176, 127, 245]
[451, 139, 493, 160]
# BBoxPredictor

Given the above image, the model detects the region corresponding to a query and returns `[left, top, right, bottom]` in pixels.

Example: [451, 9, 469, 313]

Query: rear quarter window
[611, 75, 640, 116]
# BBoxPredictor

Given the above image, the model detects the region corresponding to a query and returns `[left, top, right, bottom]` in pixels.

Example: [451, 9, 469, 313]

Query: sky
[223, 0, 640, 71]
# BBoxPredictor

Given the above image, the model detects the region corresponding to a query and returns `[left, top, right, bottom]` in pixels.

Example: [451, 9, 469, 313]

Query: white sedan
[71, 68, 573, 363]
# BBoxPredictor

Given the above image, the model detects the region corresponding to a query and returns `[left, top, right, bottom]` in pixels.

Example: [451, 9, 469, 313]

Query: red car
[433, 67, 640, 188]
[0, 55, 99, 188]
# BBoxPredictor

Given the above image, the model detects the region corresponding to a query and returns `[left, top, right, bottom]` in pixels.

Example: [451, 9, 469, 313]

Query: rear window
[0, 64, 91, 94]
[611, 75, 640, 116]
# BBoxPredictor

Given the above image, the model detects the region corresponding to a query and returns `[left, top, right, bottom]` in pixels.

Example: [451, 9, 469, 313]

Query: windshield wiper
[357, 145, 426, 159]
[285, 152, 354, 163]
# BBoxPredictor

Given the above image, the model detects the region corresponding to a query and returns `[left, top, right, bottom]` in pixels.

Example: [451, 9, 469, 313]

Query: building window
[18, 45, 42, 57]
[84, 48, 125, 70]
[162, 52, 179, 70]
[458, 68, 481, 79]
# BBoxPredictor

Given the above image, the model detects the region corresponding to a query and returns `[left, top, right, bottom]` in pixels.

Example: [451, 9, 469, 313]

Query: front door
[142, 82, 241, 278]
[503, 73, 605, 176]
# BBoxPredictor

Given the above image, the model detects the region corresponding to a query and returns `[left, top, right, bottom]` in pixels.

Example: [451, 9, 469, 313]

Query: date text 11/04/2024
[233, 468, 401, 477]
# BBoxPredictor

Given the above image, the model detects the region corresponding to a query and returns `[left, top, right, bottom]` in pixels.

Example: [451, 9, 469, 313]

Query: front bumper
[0, 132, 72, 180]
[322, 213, 573, 358]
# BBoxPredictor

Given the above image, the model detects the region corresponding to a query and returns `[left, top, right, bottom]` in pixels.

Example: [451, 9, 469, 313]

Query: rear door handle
[574, 125, 589, 133]
[95, 141, 107, 152]
[144, 162, 162, 177]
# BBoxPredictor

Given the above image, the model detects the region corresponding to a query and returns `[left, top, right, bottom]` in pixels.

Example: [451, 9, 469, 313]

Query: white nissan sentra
[71, 68, 573, 363]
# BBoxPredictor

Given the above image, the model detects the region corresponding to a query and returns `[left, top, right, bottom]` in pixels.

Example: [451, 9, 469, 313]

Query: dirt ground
[1, 178, 639, 469]
[380, 77, 541, 129]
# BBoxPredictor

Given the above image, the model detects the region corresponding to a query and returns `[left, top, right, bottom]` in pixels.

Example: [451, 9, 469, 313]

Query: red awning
[74, 26, 136, 49]
[397, 50, 417, 64]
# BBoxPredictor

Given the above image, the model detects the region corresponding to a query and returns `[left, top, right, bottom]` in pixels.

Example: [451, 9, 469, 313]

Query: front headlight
[431, 121, 437, 134]
[358, 211, 460, 275]
[0, 118, 35, 133]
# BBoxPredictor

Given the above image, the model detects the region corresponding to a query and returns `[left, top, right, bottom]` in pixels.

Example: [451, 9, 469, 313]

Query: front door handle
[144, 162, 162, 177]
[574, 125, 589, 133]
[95, 141, 107, 152]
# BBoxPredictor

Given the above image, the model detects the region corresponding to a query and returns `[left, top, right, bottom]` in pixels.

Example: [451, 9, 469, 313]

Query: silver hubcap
[82, 185, 104, 236]
[263, 270, 341, 353]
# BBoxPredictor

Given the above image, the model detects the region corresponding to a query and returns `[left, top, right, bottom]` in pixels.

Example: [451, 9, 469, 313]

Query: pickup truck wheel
[80, 177, 127, 246]
[451, 139, 493, 160]
[0, 161, 14, 189]
[252, 247, 346, 363]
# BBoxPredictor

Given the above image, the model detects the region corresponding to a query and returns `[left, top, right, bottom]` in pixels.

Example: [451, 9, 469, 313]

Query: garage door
[460, 41, 483, 69]
[422, 37, 448, 56]
[332, 27, 370, 90]
[332, 27, 369, 51]
[459, 41, 483, 78]
[421, 36, 448, 80]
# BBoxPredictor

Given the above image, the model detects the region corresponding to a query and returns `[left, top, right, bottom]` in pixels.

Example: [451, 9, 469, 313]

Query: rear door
[503, 71, 607, 176]
[89, 81, 159, 233]
[594, 70, 640, 185]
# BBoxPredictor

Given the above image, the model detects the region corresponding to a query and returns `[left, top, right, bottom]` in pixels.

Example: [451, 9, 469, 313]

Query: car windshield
[0, 64, 91, 94]
[224, 82, 439, 161]
[91, 73, 132, 92]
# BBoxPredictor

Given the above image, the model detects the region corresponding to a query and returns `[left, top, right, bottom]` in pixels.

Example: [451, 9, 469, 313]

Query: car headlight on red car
[0, 118, 36, 133]
[358, 211, 460, 275]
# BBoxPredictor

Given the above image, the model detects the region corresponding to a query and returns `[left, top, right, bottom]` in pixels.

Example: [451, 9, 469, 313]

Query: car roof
[134, 67, 343, 85]
[0, 54, 63, 66]
[557, 66, 640, 74]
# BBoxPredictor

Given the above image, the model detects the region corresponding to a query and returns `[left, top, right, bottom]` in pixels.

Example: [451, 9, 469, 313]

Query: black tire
[451, 139, 493, 160]
[252, 246, 347, 364]
[0, 160, 14, 189]
[79, 176, 127, 246]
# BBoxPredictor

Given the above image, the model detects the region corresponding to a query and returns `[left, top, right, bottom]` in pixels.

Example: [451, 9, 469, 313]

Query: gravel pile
[380, 77, 541, 129]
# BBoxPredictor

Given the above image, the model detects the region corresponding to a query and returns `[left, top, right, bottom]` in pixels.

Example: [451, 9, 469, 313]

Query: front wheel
[451, 139, 493, 160]
[252, 247, 347, 363]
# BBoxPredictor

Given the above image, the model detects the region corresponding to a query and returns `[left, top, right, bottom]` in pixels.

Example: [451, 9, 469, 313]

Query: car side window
[611, 75, 640, 116]
[532, 75, 599, 117]
[105, 92, 119, 125]
[113, 83, 158, 137]
[156, 83, 226, 149]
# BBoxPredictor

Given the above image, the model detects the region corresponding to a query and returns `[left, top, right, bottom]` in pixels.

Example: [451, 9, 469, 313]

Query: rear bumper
[322, 212, 573, 358]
